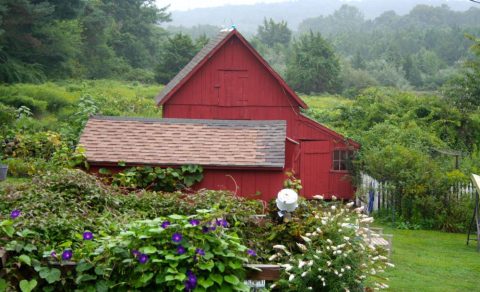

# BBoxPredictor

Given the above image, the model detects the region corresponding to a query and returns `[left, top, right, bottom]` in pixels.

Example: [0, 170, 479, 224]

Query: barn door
[300, 141, 330, 198]
[218, 70, 248, 107]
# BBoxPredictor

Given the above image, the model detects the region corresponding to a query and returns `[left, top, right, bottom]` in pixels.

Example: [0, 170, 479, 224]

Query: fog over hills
[167, 0, 477, 32]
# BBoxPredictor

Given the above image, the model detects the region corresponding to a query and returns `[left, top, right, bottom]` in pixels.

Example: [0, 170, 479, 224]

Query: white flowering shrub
[263, 197, 393, 291]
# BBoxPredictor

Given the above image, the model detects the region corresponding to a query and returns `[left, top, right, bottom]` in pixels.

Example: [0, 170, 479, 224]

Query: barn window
[333, 150, 352, 171]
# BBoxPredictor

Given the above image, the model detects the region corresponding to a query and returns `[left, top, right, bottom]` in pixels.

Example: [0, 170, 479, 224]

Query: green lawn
[381, 226, 480, 291]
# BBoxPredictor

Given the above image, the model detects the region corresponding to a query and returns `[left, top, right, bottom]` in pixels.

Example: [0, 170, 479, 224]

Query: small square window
[332, 150, 352, 171]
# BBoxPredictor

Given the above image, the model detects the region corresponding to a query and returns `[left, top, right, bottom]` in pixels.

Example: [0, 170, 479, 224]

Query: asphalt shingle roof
[79, 116, 286, 168]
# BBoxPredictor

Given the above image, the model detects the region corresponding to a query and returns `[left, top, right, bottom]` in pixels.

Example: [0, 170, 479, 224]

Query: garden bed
[0, 169, 392, 291]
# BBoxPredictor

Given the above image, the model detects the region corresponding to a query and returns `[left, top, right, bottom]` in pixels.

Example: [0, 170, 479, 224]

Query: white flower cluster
[272, 199, 393, 290]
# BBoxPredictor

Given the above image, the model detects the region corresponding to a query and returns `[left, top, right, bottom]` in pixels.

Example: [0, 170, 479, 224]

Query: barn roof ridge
[90, 115, 287, 126]
[155, 29, 308, 109]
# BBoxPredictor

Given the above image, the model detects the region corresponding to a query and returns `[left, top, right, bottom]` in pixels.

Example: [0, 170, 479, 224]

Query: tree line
[0, 0, 177, 83]
[1, 1, 479, 101]
[251, 4, 480, 95]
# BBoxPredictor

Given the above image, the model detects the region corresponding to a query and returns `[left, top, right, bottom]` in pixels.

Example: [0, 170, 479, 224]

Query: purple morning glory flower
[62, 250, 73, 261]
[10, 209, 21, 219]
[195, 248, 205, 256]
[83, 231, 93, 240]
[161, 221, 171, 229]
[189, 219, 200, 226]
[209, 225, 217, 232]
[216, 219, 228, 228]
[172, 233, 182, 243]
[247, 249, 257, 257]
[138, 254, 149, 264]
[177, 245, 186, 255]
[50, 251, 57, 258]
[131, 249, 140, 258]
[185, 270, 197, 291]
[202, 226, 209, 234]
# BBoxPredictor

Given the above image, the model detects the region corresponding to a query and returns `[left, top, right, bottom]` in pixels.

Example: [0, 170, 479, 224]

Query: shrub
[0, 95, 48, 115]
[1, 131, 64, 160]
[247, 198, 391, 291]
[0, 103, 16, 129]
[0, 170, 391, 291]
[2, 157, 49, 177]
[109, 165, 204, 192]
[73, 213, 251, 291]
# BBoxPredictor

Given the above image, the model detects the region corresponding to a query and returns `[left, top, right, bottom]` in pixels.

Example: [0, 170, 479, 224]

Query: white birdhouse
[276, 188, 299, 213]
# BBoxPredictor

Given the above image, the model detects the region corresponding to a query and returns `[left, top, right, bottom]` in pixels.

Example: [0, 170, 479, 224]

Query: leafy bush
[305, 87, 479, 232]
[0, 170, 391, 291]
[1, 131, 63, 160]
[247, 198, 391, 291]
[1, 157, 49, 177]
[73, 213, 251, 291]
[109, 165, 204, 192]
[0, 95, 48, 115]
[0, 83, 76, 115]
[0, 103, 15, 128]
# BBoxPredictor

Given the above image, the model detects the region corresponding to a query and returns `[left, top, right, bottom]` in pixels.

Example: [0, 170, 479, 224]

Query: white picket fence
[356, 173, 476, 214]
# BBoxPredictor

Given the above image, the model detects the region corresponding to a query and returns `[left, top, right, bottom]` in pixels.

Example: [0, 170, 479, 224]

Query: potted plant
[0, 157, 7, 181]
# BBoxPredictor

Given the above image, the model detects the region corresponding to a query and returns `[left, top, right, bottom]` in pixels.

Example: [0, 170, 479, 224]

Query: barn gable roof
[155, 29, 308, 109]
[79, 116, 286, 168]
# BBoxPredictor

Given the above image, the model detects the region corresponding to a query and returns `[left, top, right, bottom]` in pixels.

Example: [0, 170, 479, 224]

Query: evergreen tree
[155, 33, 199, 84]
[257, 18, 292, 47]
[286, 32, 340, 94]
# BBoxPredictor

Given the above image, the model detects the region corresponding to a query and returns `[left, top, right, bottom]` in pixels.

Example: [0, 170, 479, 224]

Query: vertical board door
[300, 141, 330, 198]
[218, 70, 249, 106]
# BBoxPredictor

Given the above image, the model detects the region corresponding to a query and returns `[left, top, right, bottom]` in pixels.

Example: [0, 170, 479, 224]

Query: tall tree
[444, 34, 480, 112]
[155, 33, 199, 84]
[286, 32, 340, 94]
[257, 18, 292, 47]
[105, 0, 171, 69]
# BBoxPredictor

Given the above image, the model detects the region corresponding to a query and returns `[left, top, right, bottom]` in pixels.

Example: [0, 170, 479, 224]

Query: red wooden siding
[159, 31, 359, 200]
[196, 169, 285, 201]
[162, 35, 300, 124]
[300, 141, 330, 198]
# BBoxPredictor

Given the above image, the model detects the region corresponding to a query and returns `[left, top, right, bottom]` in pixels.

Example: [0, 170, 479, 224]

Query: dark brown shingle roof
[79, 116, 286, 168]
[155, 30, 232, 105]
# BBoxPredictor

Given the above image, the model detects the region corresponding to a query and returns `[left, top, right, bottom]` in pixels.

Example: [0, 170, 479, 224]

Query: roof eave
[300, 114, 361, 148]
[87, 160, 285, 170]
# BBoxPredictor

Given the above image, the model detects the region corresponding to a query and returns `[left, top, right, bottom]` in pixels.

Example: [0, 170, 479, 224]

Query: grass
[301, 94, 353, 110]
[380, 226, 480, 291]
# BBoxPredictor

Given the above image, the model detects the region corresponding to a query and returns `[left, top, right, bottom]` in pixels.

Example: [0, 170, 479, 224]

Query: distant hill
[167, 0, 477, 32]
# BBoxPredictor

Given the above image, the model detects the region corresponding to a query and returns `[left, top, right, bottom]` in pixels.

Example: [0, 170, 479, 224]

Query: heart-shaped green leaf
[141, 246, 157, 254]
[19, 255, 31, 266]
[224, 275, 239, 285]
[210, 273, 223, 285]
[39, 267, 61, 284]
[19, 279, 37, 292]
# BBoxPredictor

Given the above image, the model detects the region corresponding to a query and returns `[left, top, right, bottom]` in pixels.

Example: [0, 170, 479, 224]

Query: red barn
[80, 29, 359, 201]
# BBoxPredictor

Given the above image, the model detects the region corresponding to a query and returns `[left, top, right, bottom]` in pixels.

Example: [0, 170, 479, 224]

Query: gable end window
[333, 150, 352, 171]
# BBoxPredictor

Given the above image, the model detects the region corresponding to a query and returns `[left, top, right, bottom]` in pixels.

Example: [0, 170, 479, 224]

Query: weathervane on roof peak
[220, 24, 236, 32]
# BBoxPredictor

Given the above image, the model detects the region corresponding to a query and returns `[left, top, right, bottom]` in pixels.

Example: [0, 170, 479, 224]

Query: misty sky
[156, 0, 292, 11]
